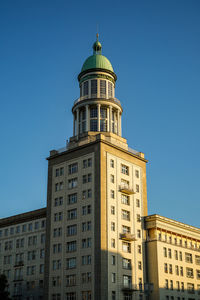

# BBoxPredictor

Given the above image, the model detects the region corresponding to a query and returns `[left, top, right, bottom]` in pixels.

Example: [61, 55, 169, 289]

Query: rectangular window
[66, 257, 76, 269]
[123, 275, 132, 288]
[66, 275, 76, 287]
[136, 184, 140, 192]
[91, 79, 97, 95]
[111, 255, 116, 265]
[121, 164, 129, 175]
[110, 159, 114, 168]
[66, 293, 76, 300]
[67, 225, 77, 236]
[68, 178, 77, 189]
[186, 267, 194, 278]
[100, 80, 106, 97]
[137, 214, 141, 222]
[136, 199, 140, 207]
[174, 250, 178, 260]
[54, 197, 63, 206]
[196, 255, 200, 265]
[122, 209, 130, 221]
[196, 269, 200, 279]
[122, 242, 131, 253]
[135, 170, 139, 178]
[163, 247, 167, 257]
[108, 82, 113, 98]
[66, 241, 77, 252]
[121, 194, 130, 205]
[111, 206, 115, 215]
[111, 239, 115, 248]
[67, 209, 77, 220]
[111, 272, 116, 283]
[111, 190, 115, 199]
[83, 81, 88, 96]
[187, 283, 194, 294]
[185, 252, 193, 263]
[68, 163, 78, 174]
[122, 258, 131, 269]
[122, 225, 130, 233]
[68, 193, 77, 204]
[111, 222, 115, 231]
[168, 248, 172, 258]
[110, 174, 114, 183]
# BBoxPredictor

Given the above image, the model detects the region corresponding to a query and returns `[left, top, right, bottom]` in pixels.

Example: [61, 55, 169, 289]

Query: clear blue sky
[0, 0, 200, 227]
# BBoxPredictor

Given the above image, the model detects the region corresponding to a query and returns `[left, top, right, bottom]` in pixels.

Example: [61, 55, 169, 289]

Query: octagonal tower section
[71, 38, 124, 149]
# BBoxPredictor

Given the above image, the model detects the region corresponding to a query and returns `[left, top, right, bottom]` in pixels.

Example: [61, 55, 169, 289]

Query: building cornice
[0, 207, 46, 228]
[145, 214, 200, 234]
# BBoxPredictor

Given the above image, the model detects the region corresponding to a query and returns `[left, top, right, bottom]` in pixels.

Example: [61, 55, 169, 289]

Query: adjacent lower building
[0, 37, 199, 300]
[145, 214, 200, 300]
[0, 208, 46, 299]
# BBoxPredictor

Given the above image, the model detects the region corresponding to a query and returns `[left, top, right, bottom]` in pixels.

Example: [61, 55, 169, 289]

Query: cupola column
[107, 107, 110, 131]
[97, 104, 101, 131]
[73, 114, 75, 136]
[86, 105, 89, 132]
[76, 108, 79, 138]
[119, 112, 122, 136]
[109, 105, 112, 133]
[117, 110, 120, 135]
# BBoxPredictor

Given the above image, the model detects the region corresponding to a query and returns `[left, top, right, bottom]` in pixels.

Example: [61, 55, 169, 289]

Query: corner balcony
[119, 184, 135, 195]
[122, 284, 139, 292]
[120, 233, 137, 241]
[14, 260, 24, 267]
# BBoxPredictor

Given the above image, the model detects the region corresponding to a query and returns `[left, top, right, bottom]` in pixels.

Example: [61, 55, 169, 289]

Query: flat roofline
[0, 207, 47, 228]
[145, 214, 200, 233]
[47, 137, 147, 163]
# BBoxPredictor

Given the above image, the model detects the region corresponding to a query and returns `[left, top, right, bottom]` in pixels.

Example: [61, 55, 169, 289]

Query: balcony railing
[121, 233, 137, 241]
[13, 276, 23, 281]
[73, 96, 121, 106]
[119, 184, 135, 195]
[122, 283, 154, 293]
[14, 261, 24, 267]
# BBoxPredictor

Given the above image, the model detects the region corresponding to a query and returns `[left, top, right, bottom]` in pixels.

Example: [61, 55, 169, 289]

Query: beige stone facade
[0, 208, 46, 299]
[145, 214, 200, 300]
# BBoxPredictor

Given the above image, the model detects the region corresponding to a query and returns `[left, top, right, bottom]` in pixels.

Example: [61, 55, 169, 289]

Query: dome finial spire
[93, 33, 102, 55]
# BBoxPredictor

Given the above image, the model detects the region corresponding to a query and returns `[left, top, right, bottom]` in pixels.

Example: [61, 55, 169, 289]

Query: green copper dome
[81, 54, 114, 73]
[80, 37, 114, 73]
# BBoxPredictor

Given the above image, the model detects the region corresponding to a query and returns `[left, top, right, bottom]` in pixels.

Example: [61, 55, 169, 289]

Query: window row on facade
[55, 159, 92, 178]
[163, 247, 200, 265]
[164, 262, 200, 279]
[165, 279, 200, 295]
[0, 234, 45, 251]
[53, 222, 92, 238]
[158, 232, 200, 250]
[0, 220, 46, 238]
[110, 160, 140, 178]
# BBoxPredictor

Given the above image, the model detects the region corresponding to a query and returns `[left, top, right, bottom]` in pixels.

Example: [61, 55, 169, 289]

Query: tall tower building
[44, 37, 148, 300]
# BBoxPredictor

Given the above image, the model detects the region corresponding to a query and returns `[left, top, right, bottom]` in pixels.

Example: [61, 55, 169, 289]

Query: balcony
[122, 283, 154, 293]
[14, 261, 24, 267]
[119, 184, 135, 195]
[122, 284, 138, 292]
[13, 276, 23, 281]
[121, 233, 137, 241]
